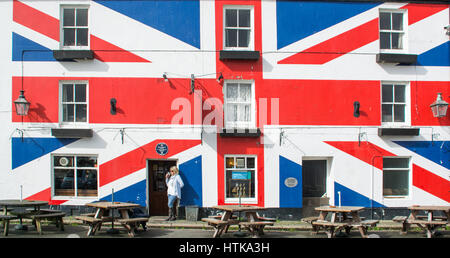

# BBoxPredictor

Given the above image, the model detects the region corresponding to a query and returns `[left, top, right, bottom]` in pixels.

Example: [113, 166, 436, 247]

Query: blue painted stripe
[12, 32, 56, 62]
[416, 41, 450, 67]
[101, 180, 147, 207]
[12, 137, 78, 169]
[394, 141, 450, 169]
[94, 0, 200, 49]
[179, 155, 202, 207]
[279, 156, 302, 208]
[276, 1, 380, 50]
[334, 182, 384, 208]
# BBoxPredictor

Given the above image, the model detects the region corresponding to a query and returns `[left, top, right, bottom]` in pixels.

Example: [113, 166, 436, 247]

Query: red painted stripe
[99, 139, 201, 187]
[13, 0, 59, 41]
[25, 187, 68, 205]
[324, 141, 396, 170]
[413, 164, 450, 202]
[278, 19, 379, 65]
[90, 35, 151, 63]
[401, 3, 449, 25]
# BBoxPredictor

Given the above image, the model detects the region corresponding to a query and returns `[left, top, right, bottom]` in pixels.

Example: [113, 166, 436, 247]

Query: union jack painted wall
[0, 0, 448, 213]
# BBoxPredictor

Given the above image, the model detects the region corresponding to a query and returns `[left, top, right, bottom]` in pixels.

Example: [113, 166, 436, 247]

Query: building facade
[1, 0, 449, 218]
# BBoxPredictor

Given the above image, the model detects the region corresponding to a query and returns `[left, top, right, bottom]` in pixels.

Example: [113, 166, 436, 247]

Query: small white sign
[284, 177, 298, 188]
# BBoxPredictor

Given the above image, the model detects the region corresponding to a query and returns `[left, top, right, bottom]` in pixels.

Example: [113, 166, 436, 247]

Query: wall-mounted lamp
[14, 90, 30, 116]
[163, 73, 168, 82]
[190, 74, 195, 94]
[430, 93, 448, 117]
[110, 98, 117, 115]
[353, 101, 360, 118]
[217, 72, 223, 83]
[445, 25, 450, 36]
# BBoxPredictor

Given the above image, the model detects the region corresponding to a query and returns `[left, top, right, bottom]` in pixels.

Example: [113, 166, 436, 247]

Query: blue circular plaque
[155, 142, 169, 156]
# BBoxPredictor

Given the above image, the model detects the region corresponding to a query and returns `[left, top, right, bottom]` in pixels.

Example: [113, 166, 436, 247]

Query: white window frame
[60, 5, 90, 50]
[223, 5, 254, 50]
[59, 80, 89, 126]
[382, 156, 411, 199]
[223, 80, 256, 129]
[379, 8, 408, 54]
[224, 155, 258, 204]
[381, 81, 410, 127]
[51, 154, 99, 200]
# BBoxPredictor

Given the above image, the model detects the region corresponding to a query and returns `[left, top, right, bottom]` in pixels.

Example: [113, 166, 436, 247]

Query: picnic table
[305, 206, 379, 238]
[75, 201, 148, 237]
[202, 205, 275, 238]
[393, 205, 450, 238]
[0, 199, 57, 236]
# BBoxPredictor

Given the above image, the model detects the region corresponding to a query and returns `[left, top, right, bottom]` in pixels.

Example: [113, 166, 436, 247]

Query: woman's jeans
[168, 194, 178, 208]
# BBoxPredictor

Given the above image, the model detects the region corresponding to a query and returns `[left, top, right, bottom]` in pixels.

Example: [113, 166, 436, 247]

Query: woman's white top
[166, 174, 184, 199]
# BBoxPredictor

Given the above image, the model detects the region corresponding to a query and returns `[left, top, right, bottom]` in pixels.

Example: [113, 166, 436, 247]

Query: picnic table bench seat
[416, 215, 448, 220]
[117, 217, 149, 237]
[239, 221, 274, 238]
[29, 212, 66, 235]
[0, 214, 18, 236]
[208, 215, 238, 220]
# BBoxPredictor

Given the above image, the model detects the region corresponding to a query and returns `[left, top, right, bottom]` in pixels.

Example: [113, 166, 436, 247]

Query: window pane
[77, 156, 97, 167]
[391, 32, 402, 49]
[76, 8, 88, 26]
[394, 85, 405, 102]
[236, 158, 245, 168]
[225, 9, 237, 27]
[383, 170, 409, 196]
[394, 104, 405, 122]
[225, 29, 237, 47]
[380, 32, 390, 49]
[247, 157, 255, 168]
[62, 84, 73, 102]
[75, 104, 87, 122]
[77, 169, 97, 197]
[392, 13, 403, 30]
[239, 104, 250, 122]
[63, 8, 75, 26]
[382, 104, 392, 122]
[382, 84, 393, 102]
[63, 28, 76, 46]
[75, 84, 86, 102]
[226, 157, 235, 168]
[53, 156, 74, 167]
[238, 9, 250, 27]
[225, 170, 255, 198]
[383, 158, 409, 168]
[239, 84, 251, 102]
[76, 28, 88, 46]
[54, 169, 75, 196]
[238, 29, 250, 48]
[63, 104, 74, 122]
[226, 84, 238, 100]
[380, 12, 391, 30]
[227, 104, 237, 122]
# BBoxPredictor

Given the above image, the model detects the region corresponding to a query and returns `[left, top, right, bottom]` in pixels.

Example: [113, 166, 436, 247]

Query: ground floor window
[225, 155, 256, 203]
[53, 155, 98, 197]
[383, 157, 410, 197]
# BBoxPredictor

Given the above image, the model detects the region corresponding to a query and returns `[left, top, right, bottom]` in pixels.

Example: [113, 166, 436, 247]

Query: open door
[147, 159, 177, 216]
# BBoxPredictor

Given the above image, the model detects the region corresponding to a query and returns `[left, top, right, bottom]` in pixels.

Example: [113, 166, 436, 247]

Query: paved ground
[1, 216, 448, 238]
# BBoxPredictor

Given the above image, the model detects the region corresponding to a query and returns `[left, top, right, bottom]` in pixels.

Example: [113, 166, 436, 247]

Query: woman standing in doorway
[165, 166, 184, 221]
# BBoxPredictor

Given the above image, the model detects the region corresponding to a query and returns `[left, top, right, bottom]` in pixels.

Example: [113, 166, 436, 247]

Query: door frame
[146, 158, 178, 214]
[301, 156, 333, 200]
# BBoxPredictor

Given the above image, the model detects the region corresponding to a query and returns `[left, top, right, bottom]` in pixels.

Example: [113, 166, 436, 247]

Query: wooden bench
[117, 217, 149, 237]
[407, 219, 448, 238]
[208, 215, 238, 220]
[312, 220, 349, 238]
[416, 215, 448, 221]
[201, 218, 233, 238]
[392, 216, 409, 235]
[351, 219, 379, 238]
[75, 215, 103, 236]
[29, 212, 66, 235]
[239, 221, 274, 238]
[0, 214, 18, 236]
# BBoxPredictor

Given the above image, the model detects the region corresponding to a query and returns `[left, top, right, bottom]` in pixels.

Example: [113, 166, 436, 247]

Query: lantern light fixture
[430, 92, 448, 118]
[14, 90, 30, 116]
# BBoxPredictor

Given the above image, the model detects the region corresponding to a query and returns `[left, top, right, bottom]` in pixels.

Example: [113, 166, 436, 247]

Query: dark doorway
[302, 159, 329, 217]
[147, 159, 177, 216]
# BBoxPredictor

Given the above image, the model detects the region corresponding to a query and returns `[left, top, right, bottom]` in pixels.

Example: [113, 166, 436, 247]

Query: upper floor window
[381, 82, 409, 125]
[61, 6, 89, 49]
[379, 9, 407, 52]
[224, 6, 253, 50]
[60, 81, 88, 124]
[224, 80, 255, 128]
